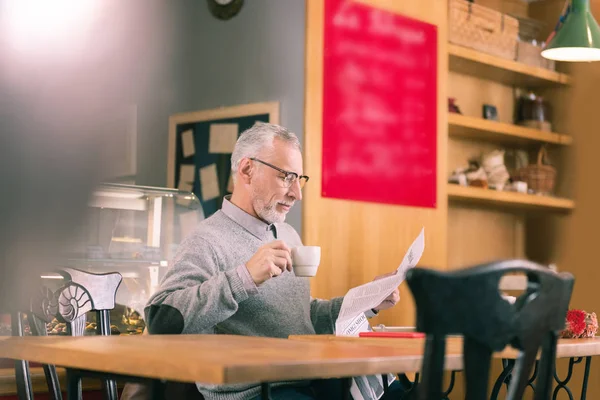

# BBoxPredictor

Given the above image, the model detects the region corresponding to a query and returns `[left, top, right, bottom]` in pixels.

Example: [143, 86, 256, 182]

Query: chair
[11, 310, 36, 400]
[11, 286, 63, 400]
[14, 268, 122, 400]
[55, 268, 122, 400]
[29, 286, 63, 400]
[405, 259, 574, 400]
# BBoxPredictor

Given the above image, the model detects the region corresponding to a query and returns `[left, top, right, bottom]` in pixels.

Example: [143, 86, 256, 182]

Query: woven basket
[449, 0, 519, 60]
[513, 147, 556, 194]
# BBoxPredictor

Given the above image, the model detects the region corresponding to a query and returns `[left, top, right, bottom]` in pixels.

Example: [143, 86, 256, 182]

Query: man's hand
[372, 272, 400, 312]
[245, 240, 293, 285]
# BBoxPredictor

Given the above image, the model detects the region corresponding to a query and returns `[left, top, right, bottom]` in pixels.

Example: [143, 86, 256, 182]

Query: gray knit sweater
[145, 199, 343, 400]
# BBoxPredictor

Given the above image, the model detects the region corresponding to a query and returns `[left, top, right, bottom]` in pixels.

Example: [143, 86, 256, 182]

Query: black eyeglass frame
[249, 158, 309, 188]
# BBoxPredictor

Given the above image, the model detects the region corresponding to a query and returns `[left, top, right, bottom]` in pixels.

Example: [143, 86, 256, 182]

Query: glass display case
[38, 183, 203, 336]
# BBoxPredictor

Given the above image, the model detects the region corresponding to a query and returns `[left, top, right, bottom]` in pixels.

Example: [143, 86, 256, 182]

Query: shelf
[448, 113, 573, 147]
[448, 44, 571, 87]
[448, 184, 575, 212]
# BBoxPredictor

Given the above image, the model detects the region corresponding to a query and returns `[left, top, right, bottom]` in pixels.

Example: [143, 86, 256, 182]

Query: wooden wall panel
[303, 0, 448, 327]
[447, 66, 524, 271]
[448, 206, 525, 269]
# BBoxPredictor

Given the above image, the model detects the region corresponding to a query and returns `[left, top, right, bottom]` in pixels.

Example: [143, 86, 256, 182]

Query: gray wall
[136, 0, 306, 232]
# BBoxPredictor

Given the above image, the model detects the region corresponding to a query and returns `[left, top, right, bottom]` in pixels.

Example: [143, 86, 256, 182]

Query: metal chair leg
[151, 380, 166, 400]
[341, 377, 352, 400]
[97, 310, 118, 400]
[42, 364, 63, 400]
[66, 369, 82, 400]
[29, 314, 62, 400]
[261, 383, 272, 399]
[12, 311, 33, 400]
[103, 379, 119, 400]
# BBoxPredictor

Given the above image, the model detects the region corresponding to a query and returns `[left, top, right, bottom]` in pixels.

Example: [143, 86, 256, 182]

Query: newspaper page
[334, 228, 425, 400]
[335, 228, 425, 335]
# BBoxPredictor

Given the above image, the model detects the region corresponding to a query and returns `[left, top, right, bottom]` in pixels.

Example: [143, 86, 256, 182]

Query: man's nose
[288, 179, 302, 201]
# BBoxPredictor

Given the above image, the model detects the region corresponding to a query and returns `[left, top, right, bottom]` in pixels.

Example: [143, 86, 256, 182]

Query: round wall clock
[206, 0, 244, 20]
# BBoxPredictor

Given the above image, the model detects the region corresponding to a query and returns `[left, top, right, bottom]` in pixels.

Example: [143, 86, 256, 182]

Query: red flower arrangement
[561, 309, 598, 338]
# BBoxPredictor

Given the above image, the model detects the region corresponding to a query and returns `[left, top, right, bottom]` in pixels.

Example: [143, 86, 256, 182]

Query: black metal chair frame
[13, 268, 122, 400]
[406, 259, 575, 400]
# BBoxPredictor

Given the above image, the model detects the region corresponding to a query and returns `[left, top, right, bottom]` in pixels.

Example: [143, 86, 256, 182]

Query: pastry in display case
[0, 183, 204, 337]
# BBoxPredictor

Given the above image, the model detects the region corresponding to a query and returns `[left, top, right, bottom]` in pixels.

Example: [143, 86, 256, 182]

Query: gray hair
[231, 122, 301, 177]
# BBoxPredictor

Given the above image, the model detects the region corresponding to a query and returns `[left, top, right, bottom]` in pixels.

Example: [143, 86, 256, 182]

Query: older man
[144, 122, 405, 400]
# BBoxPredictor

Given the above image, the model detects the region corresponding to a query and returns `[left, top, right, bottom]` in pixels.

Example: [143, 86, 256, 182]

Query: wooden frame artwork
[167, 102, 279, 218]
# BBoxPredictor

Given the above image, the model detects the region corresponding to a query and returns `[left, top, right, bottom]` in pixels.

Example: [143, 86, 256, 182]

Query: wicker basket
[513, 147, 556, 194]
[449, 0, 519, 60]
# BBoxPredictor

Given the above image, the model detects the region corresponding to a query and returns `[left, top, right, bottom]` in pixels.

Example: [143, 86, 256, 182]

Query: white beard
[253, 198, 286, 224]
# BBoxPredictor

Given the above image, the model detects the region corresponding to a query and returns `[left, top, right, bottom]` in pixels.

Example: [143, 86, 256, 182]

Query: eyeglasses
[250, 158, 309, 189]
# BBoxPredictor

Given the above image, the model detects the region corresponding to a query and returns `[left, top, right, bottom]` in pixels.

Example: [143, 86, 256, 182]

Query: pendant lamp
[541, 0, 600, 62]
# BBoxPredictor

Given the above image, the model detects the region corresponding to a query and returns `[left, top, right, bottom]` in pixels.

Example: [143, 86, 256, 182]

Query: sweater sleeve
[281, 224, 344, 334]
[144, 236, 250, 334]
[309, 296, 344, 334]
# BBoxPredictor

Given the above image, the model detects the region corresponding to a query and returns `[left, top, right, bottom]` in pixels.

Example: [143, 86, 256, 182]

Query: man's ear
[238, 158, 253, 184]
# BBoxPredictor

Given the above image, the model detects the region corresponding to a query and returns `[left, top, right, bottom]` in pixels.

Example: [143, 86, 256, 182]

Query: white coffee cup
[291, 246, 321, 277]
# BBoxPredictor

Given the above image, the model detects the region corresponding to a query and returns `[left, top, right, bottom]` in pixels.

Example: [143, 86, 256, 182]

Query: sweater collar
[221, 195, 277, 241]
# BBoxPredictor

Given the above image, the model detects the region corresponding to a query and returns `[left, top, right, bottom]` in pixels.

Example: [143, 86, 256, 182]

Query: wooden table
[0, 334, 456, 386]
[289, 334, 600, 364]
[289, 335, 600, 398]
[3, 334, 598, 399]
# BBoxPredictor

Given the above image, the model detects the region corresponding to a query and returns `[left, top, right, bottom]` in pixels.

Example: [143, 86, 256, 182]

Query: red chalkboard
[322, 0, 438, 208]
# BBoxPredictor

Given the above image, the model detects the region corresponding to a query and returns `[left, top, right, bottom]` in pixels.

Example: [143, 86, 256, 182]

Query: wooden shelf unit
[448, 44, 571, 87]
[448, 113, 573, 147]
[448, 184, 575, 213]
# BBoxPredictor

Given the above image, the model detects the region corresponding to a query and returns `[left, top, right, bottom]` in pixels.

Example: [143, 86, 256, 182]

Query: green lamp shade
[541, 0, 600, 62]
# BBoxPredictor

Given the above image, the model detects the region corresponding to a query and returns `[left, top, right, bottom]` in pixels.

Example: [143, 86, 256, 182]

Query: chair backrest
[55, 268, 122, 336]
[27, 269, 122, 400]
[406, 259, 574, 400]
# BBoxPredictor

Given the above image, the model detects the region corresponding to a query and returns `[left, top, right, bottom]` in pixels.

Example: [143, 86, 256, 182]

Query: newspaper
[335, 227, 425, 336]
[335, 228, 425, 400]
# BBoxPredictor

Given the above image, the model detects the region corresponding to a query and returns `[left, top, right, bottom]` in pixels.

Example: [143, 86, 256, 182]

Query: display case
[0, 183, 204, 337]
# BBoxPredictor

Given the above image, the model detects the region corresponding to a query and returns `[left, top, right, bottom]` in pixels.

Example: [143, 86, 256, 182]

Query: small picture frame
[483, 104, 498, 121]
